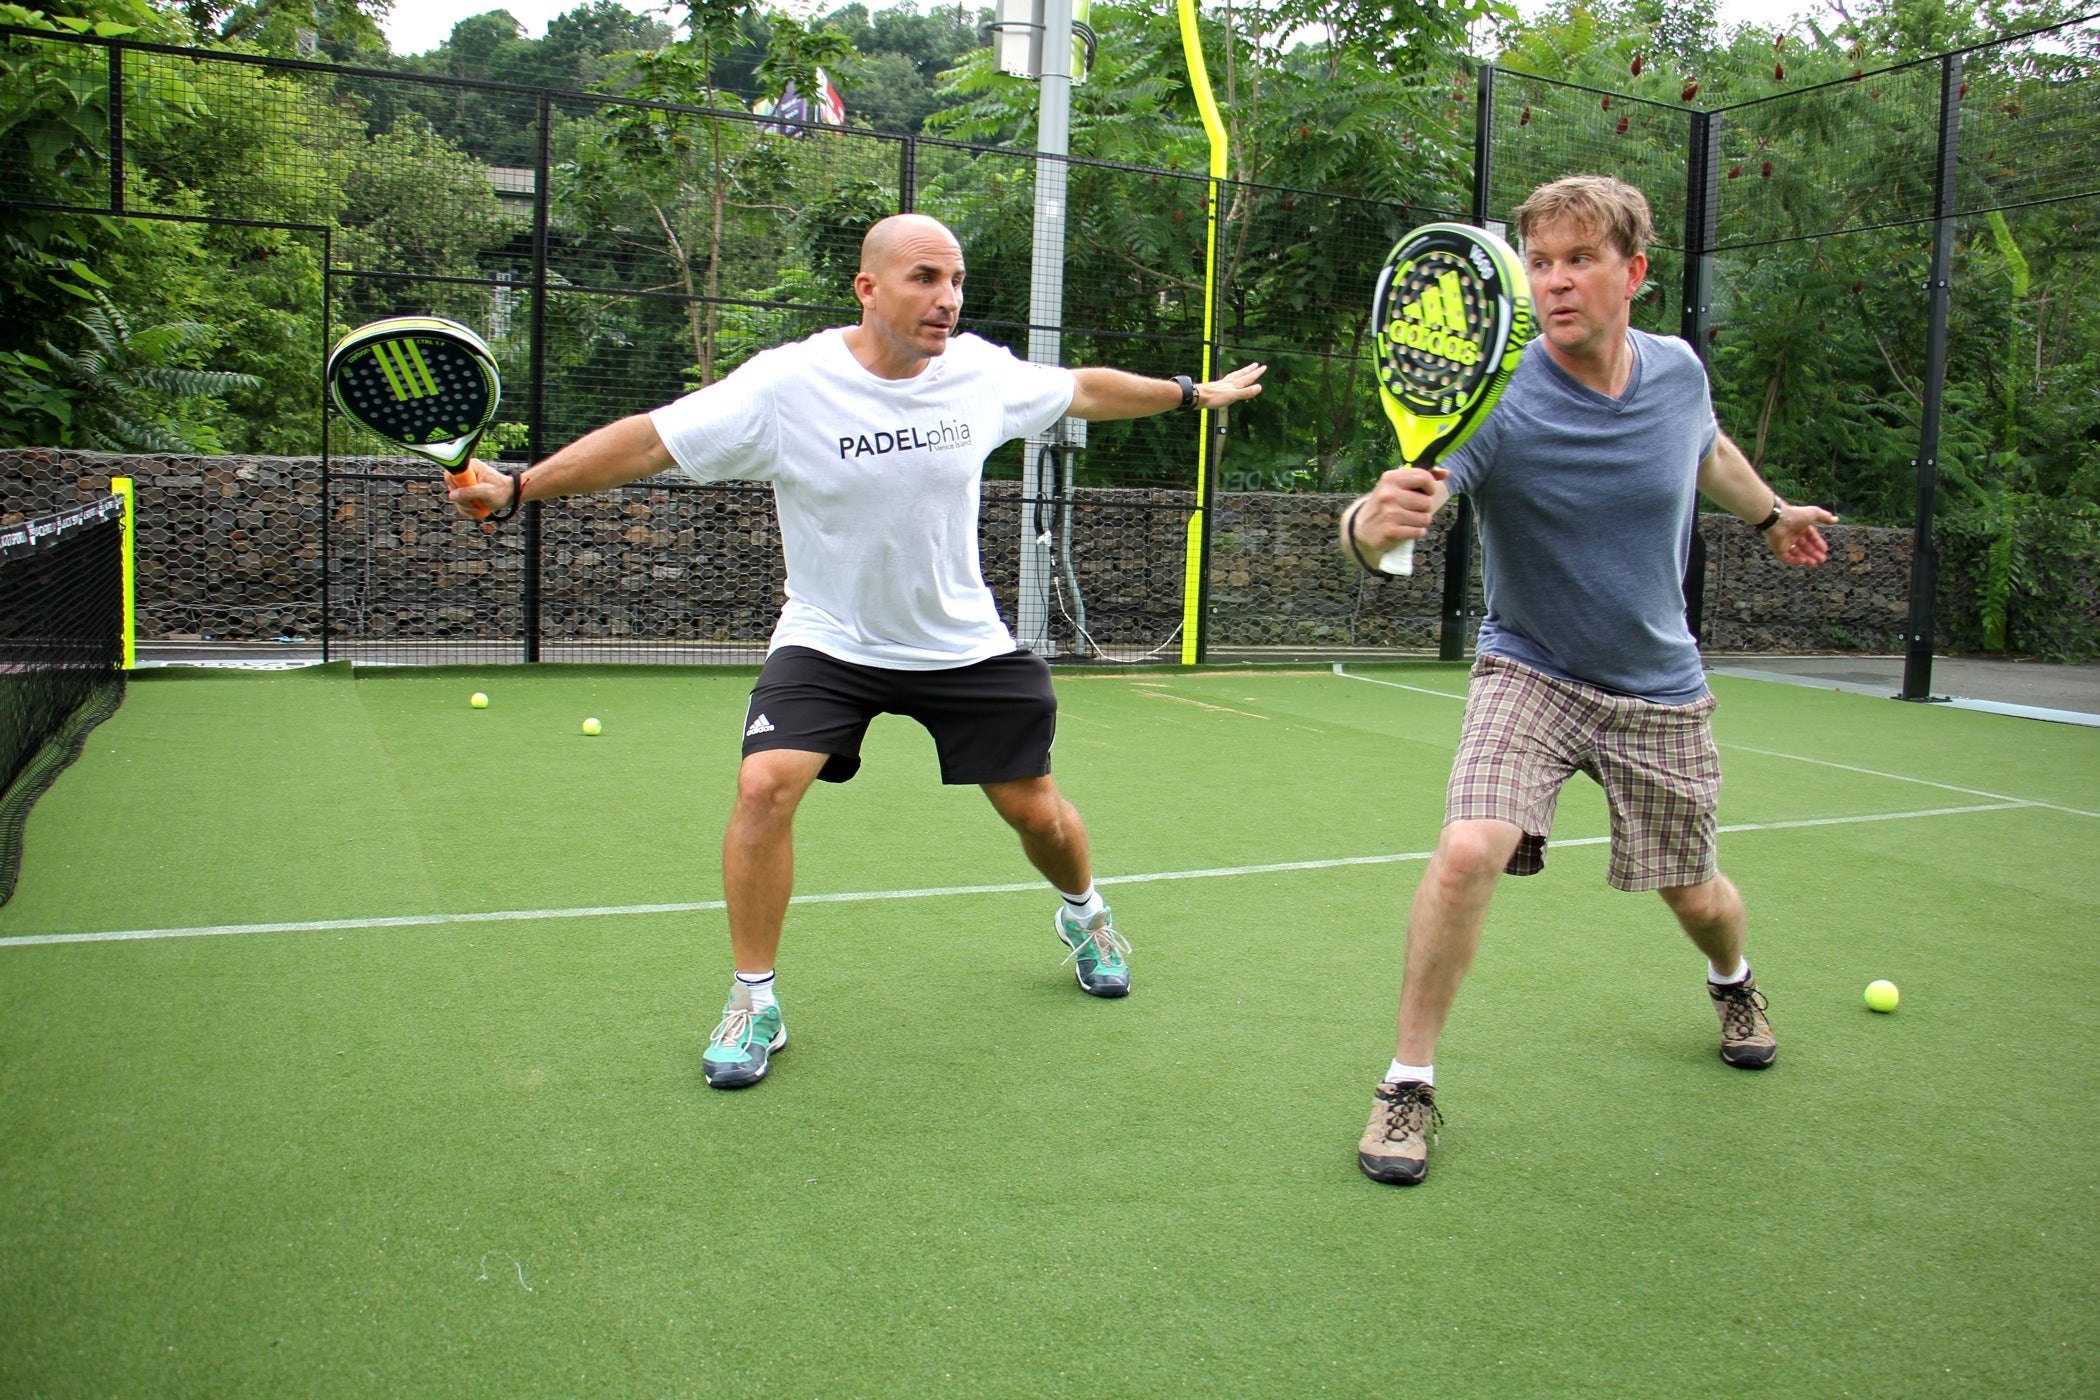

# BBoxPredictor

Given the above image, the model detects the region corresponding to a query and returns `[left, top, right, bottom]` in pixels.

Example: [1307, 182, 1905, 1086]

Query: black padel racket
[327, 317, 501, 519]
[1368, 223, 1533, 574]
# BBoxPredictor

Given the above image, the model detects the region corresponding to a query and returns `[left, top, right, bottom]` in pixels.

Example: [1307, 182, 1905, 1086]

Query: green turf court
[2, 662, 2095, 1396]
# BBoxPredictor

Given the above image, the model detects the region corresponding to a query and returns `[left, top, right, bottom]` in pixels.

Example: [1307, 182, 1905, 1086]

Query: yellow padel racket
[326, 317, 501, 519]
[1368, 223, 1533, 574]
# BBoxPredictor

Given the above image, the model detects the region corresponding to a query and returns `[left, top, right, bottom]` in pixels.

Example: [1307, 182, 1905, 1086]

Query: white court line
[0, 800, 2028, 950]
[1330, 663, 1468, 700]
[1332, 664, 2098, 819]
[1721, 743, 2099, 820]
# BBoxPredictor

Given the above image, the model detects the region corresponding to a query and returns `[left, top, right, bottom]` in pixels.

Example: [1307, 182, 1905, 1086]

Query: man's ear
[1624, 252, 1649, 301]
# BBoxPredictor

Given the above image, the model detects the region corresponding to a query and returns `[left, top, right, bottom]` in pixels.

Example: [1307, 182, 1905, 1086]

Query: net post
[1439, 64, 1496, 664]
[112, 477, 135, 670]
[1176, 0, 1227, 666]
[1901, 54, 1962, 703]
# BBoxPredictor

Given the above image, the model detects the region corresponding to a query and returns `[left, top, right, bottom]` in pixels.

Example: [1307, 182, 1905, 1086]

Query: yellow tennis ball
[469, 692, 488, 709]
[1864, 979, 1899, 1013]
[582, 717, 602, 736]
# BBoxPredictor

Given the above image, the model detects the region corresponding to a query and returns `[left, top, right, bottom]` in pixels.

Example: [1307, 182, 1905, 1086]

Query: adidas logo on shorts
[744, 712, 776, 737]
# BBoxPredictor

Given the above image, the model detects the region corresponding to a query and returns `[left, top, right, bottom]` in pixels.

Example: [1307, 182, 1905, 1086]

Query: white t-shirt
[649, 329, 1075, 669]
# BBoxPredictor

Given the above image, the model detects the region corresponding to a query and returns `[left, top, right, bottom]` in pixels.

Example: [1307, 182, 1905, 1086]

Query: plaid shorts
[1447, 654, 1721, 892]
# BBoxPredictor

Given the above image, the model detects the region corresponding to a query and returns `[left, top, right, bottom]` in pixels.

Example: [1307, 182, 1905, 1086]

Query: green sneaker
[703, 1002, 785, 1089]
[1055, 904, 1130, 998]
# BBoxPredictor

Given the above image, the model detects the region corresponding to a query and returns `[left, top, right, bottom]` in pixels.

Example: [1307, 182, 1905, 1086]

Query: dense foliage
[2, 0, 2094, 651]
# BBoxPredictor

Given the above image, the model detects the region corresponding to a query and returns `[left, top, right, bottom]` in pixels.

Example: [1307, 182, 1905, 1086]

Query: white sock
[1708, 959, 1750, 986]
[1059, 885, 1106, 923]
[733, 970, 777, 1012]
[1385, 1060, 1434, 1087]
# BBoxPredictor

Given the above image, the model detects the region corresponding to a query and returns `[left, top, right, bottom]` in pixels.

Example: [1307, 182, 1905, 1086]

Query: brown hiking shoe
[1710, 973, 1777, 1069]
[1358, 1079, 1442, 1186]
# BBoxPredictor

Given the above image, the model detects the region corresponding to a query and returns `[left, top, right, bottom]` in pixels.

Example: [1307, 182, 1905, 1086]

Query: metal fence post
[106, 41, 123, 213]
[320, 237, 332, 663]
[524, 91, 551, 663]
[1681, 107, 1721, 643]
[898, 135, 916, 213]
[1440, 63, 1494, 663]
[1902, 54, 1962, 702]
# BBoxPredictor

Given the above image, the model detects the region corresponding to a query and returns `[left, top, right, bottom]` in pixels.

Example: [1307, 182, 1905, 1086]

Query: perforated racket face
[327, 318, 499, 467]
[1370, 224, 1532, 463]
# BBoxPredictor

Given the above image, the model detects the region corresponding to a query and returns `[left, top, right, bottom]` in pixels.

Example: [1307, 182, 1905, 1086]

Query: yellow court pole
[111, 477, 135, 670]
[1177, 0, 1228, 665]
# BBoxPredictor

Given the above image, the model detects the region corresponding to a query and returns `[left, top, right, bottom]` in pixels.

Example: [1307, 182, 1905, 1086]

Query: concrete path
[1707, 655, 2100, 726]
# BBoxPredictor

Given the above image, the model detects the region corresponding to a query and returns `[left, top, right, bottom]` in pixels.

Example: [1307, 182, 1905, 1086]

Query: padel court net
[0, 495, 127, 905]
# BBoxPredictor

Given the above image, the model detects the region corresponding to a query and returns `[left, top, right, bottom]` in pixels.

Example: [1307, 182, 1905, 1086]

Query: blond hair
[1510, 175, 1655, 259]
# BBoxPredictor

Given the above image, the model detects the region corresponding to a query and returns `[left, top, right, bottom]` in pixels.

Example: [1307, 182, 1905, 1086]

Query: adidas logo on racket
[1365, 223, 1534, 575]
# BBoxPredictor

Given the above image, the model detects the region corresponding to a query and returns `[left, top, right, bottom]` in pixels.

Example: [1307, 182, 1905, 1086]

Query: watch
[1754, 496, 1785, 532]
[1172, 374, 1196, 410]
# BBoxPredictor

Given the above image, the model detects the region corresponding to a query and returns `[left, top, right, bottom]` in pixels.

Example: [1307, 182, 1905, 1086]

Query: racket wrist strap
[1342, 501, 1381, 575]
[489, 469, 525, 523]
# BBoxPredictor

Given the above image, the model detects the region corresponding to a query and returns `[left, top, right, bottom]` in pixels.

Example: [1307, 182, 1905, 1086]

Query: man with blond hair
[450, 213, 1265, 1088]
[1341, 175, 1837, 1185]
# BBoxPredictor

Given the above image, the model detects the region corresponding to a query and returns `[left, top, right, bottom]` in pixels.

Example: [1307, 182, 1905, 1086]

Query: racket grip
[1377, 540, 1417, 576]
[445, 466, 492, 520]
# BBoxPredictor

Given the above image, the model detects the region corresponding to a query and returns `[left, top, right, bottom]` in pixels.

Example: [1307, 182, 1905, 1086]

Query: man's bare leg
[722, 749, 829, 974]
[1360, 818, 1524, 1183]
[1658, 873, 1746, 976]
[1662, 873, 1776, 1068]
[981, 774, 1090, 893]
[983, 775, 1127, 997]
[1393, 818, 1525, 1065]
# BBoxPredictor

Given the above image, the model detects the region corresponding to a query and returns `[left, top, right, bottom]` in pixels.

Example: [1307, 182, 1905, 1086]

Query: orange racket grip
[445, 465, 492, 520]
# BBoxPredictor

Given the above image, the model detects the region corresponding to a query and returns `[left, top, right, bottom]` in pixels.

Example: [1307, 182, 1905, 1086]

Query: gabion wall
[1, 447, 2026, 657]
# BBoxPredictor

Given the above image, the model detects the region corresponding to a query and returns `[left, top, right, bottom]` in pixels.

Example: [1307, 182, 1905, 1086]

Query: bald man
[450, 214, 1266, 1089]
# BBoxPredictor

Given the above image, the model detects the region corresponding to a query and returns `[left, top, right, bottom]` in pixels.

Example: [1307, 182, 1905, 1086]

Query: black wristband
[488, 469, 524, 523]
[1173, 374, 1196, 410]
[1342, 501, 1381, 575]
[1754, 496, 1785, 532]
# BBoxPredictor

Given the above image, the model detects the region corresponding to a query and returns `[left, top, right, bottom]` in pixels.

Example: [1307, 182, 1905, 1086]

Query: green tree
[38, 293, 263, 450]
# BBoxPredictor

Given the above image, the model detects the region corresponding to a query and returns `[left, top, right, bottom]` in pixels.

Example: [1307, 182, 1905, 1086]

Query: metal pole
[524, 91, 551, 664]
[1440, 63, 1494, 662]
[320, 237, 332, 664]
[1018, 0, 1074, 655]
[1902, 54, 1962, 703]
[1681, 108, 1721, 644]
[898, 134, 916, 214]
[107, 43, 124, 214]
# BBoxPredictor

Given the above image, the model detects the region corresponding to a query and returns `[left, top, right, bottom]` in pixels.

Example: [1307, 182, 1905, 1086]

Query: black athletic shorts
[740, 645, 1058, 785]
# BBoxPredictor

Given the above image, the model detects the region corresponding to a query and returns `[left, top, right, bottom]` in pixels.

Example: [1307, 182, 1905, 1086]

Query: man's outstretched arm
[1698, 430, 1838, 566]
[1065, 363, 1266, 421]
[449, 413, 676, 519]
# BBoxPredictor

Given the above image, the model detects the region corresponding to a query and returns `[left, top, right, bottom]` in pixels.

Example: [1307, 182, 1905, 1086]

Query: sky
[381, 0, 1836, 59]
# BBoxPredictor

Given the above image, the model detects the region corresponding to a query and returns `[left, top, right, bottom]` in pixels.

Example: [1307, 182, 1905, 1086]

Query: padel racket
[326, 317, 501, 519]
[1367, 222, 1533, 574]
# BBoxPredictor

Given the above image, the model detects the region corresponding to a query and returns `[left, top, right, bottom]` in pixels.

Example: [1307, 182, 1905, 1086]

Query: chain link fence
[5, 19, 2096, 667]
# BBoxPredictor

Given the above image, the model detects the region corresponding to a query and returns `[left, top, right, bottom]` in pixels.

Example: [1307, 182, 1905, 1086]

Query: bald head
[860, 214, 962, 276]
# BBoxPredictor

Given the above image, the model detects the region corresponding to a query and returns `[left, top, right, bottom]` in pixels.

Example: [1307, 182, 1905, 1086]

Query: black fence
[4, 18, 2096, 671]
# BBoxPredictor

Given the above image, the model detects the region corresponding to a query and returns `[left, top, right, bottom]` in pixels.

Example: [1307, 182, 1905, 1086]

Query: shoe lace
[710, 1007, 754, 1048]
[1374, 1081, 1443, 1146]
[1715, 982, 1769, 1040]
[1060, 915, 1131, 969]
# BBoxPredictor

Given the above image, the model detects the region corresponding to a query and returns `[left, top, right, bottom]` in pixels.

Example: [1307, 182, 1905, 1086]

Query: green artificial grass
[2, 662, 2095, 1396]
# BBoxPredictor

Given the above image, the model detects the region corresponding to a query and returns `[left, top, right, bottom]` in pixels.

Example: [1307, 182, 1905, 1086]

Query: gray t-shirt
[1441, 329, 1718, 704]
